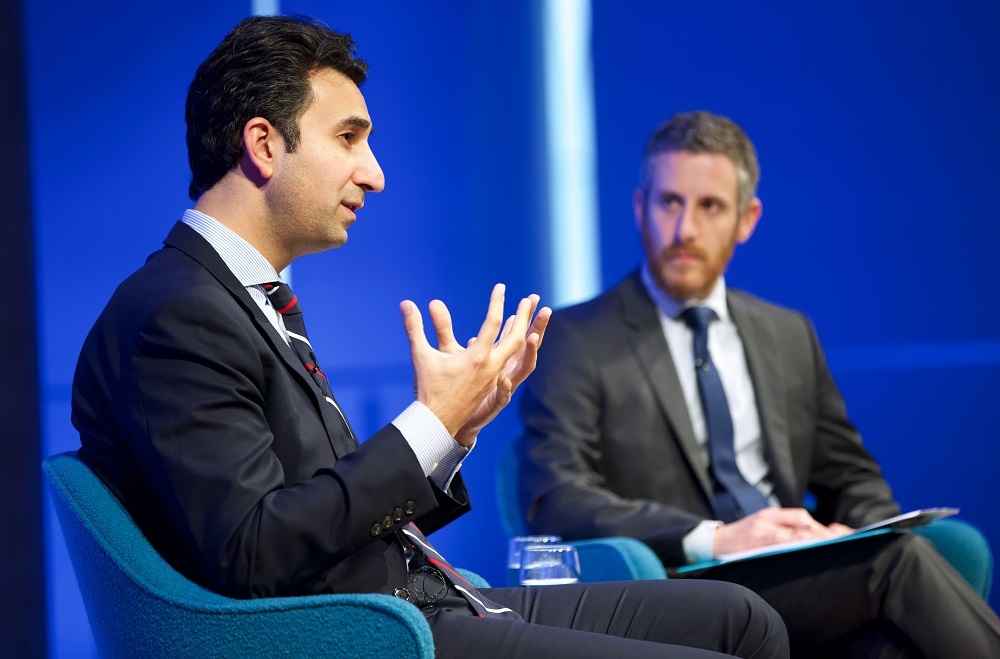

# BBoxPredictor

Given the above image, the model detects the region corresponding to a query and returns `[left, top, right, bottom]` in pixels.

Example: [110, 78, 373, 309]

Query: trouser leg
[693, 532, 1000, 658]
[425, 578, 788, 659]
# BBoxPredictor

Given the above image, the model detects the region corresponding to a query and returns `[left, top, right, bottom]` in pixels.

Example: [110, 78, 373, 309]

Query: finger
[528, 306, 552, 349]
[428, 299, 461, 352]
[497, 314, 516, 345]
[507, 303, 551, 383]
[472, 283, 506, 349]
[493, 296, 533, 362]
[522, 294, 539, 324]
[512, 295, 540, 349]
[399, 300, 430, 354]
[771, 509, 831, 537]
[508, 330, 542, 387]
[758, 507, 814, 526]
[516, 295, 539, 336]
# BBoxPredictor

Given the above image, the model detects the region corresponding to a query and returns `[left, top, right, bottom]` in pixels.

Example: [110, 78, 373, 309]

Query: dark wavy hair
[639, 111, 760, 213]
[185, 15, 367, 200]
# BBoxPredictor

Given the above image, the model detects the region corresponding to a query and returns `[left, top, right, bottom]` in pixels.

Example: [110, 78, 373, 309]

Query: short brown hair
[639, 111, 760, 213]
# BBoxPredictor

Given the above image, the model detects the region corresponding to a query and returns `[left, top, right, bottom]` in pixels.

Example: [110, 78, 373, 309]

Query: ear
[242, 117, 281, 181]
[632, 187, 646, 232]
[736, 197, 762, 244]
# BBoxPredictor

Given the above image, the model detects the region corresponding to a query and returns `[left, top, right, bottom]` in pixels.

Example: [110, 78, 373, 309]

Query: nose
[671, 204, 696, 245]
[356, 144, 385, 193]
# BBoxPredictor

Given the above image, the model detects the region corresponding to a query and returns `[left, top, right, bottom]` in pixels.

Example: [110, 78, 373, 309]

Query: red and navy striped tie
[263, 281, 358, 455]
[263, 282, 334, 399]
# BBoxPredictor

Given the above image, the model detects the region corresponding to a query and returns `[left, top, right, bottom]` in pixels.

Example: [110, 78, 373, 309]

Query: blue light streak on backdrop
[543, 0, 601, 306]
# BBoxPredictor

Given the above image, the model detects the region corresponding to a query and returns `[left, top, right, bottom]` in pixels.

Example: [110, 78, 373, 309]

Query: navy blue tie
[680, 307, 769, 522]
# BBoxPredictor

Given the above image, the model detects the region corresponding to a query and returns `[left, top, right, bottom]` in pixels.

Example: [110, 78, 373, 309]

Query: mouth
[341, 199, 363, 223]
[665, 249, 703, 263]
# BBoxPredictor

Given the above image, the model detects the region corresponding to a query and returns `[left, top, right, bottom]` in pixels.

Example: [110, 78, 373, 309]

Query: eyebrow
[335, 115, 372, 134]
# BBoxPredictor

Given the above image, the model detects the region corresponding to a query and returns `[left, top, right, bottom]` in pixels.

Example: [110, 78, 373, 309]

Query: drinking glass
[518, 544, 581, 586]
[506, 535, 561, 586]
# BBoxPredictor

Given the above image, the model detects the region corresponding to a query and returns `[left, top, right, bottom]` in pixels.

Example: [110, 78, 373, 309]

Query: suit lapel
[727, 292, 796, 504]
[619, 273, 715, 500]
[162, 221, 355, 459]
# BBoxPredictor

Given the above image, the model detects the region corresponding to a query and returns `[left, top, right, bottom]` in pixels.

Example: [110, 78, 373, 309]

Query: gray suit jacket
[517, 271, 899, 566]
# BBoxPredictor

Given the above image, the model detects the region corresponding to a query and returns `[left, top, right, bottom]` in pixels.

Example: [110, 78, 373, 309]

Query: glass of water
[518, 544, 581, 586]
[507, 535, 561, 586]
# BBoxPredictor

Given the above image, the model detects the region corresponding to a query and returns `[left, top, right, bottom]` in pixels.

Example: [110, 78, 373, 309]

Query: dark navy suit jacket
[73, 221, 469, 598]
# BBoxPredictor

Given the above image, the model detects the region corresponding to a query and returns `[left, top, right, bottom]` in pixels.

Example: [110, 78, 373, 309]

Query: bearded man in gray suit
[517, 111, 1000, 657]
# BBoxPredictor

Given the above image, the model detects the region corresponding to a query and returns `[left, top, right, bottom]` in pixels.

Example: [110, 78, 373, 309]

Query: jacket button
[404, 500, 416, 516]
[393, 507, 404, 521]
[370, 522, 382, 537]
[382, 515, 393, 529]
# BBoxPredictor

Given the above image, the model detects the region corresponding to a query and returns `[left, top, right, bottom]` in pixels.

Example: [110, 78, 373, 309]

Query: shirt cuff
[682, 519, 723, 564]
[392, 401, 472, 491]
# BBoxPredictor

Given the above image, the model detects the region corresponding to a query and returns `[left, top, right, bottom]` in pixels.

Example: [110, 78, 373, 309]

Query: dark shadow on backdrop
[1, 0, 46, 656]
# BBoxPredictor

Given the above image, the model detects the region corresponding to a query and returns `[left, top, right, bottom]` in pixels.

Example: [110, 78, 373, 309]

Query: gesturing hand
[400, 284, 551, 446]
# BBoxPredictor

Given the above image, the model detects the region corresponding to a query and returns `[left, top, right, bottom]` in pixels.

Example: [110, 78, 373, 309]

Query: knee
[733, 582, 787, 633]
[877, 533, 939, 570]
[738, 585, 790, 659]
[870, 532, 944, 588]
[703, 581, 790, 657]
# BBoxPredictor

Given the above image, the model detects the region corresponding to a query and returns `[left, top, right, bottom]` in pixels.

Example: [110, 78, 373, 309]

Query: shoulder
[111, 246, 229, 319]
[549, 272, 649, 335]
[726, 288, 825, 368]
[531, 273, 653, 382]
[85, 242, 256, 364]
[727, 288, 815, 332]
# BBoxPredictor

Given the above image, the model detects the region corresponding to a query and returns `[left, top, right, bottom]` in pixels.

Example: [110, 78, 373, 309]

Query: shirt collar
[640, 261, 730, 322]
[180, 209, 282, 287]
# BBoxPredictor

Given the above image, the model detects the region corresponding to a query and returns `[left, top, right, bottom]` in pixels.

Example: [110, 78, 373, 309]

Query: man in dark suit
[518, 111, 1000, 657]
[71, 18, 788, 659]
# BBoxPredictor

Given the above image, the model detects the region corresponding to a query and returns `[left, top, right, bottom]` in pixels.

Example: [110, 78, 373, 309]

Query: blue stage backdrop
[27, 1, 998, 656]
[591, 0, 1000, 607]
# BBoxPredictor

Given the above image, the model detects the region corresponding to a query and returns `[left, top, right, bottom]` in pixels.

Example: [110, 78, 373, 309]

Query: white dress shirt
[640, 265, 777, 562]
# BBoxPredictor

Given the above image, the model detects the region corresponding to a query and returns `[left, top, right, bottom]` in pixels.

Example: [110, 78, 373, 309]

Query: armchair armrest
[569, 537, 667, 582]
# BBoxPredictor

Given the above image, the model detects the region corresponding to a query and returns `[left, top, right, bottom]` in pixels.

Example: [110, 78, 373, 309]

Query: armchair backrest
[43, 451, 435, 658]
[495, 441, 667, 583]
[45, 452, 228, 605]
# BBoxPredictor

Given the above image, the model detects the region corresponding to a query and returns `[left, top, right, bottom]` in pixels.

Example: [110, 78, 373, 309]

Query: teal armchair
[913, 518, 992, 599]
[497, 440, 666, 584]
[44, 452, 488, 658]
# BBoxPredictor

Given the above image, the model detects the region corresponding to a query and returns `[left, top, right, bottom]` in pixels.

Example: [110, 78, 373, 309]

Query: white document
[674, 507, 958, 573]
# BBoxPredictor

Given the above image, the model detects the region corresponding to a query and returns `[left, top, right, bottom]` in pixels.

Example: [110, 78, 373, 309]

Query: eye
[659, 193, 683, 212]
[701, 198, 724, 213]
[339, 132, 355, 144]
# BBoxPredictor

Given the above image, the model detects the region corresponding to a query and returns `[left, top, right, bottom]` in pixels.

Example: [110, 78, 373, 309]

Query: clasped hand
[713, 508, 854, 556]
[400, 284, 551, 446]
